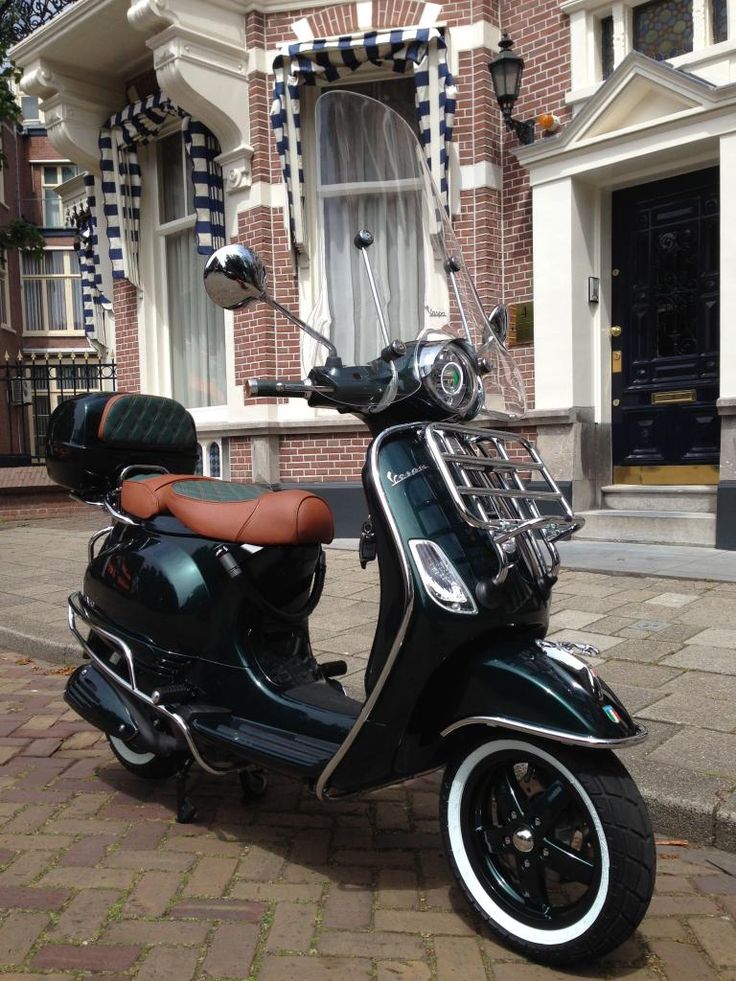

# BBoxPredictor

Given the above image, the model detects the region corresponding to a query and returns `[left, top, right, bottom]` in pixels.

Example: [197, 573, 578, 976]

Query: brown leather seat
[121, 475, 334, 546]
[121, 474, 204, 520]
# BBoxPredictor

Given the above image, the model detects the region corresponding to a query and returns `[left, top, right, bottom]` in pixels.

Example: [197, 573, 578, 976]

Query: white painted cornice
[20, 59, 122, 104]
[128, 0, 251, 32]
[147, 23, 252, 187]
[9, 0, 117, 65]
[128, 0, 176, 33]
[19, 60, 124, 174]
[42, 94, 117, 174]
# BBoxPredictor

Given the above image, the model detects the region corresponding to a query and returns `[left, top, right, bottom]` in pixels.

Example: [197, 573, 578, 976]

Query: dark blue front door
[611, 168, 720, 484]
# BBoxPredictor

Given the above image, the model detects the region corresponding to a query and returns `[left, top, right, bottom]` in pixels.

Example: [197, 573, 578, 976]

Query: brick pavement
[0, 649, 734, 979]
[1, 515, 736, 849]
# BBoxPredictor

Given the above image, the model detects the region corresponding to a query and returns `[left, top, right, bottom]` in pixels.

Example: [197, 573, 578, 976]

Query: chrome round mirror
[487, 304, 510, 346]
[203, 244, 268, 310]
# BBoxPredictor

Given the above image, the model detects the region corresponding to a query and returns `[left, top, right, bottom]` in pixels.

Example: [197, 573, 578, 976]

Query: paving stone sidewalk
[0, 648, 734, 980]
[1, 514, 736, 851]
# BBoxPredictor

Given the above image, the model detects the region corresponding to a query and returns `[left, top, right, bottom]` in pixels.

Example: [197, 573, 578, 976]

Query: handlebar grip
[245, 378, 311, 398]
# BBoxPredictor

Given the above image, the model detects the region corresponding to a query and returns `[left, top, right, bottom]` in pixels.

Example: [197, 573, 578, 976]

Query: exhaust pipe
[65, 664, 181, 756]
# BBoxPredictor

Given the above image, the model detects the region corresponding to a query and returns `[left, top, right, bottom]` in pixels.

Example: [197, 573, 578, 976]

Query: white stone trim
[459, 160, 502, 192]
[356, 0, 373, 29]
[721, 132, 736, 399]
[447, 20, 500, 53]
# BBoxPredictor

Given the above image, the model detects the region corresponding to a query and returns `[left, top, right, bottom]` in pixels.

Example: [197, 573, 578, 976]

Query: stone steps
[601, 484, 716, 513]
[576, 508, 715, 547]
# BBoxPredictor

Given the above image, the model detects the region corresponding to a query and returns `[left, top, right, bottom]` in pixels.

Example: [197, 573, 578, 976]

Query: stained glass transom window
[712, 0, 727, 42]
[601, 15, 615, 79]
[633, 0, 693, 61]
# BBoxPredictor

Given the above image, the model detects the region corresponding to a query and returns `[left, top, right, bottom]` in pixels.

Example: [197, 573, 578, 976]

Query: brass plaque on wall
[612, 351, 622, 374]
[509, 302, 534, 346]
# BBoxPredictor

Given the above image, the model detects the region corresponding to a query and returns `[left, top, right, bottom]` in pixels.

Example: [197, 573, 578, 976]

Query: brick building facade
[12, 0, 736, 544]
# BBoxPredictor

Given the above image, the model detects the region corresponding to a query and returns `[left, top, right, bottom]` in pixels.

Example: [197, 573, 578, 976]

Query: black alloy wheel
[440, 736, 655, 964]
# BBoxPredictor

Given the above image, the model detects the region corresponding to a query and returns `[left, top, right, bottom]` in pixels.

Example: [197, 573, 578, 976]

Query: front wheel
[440, 736, 655, 965]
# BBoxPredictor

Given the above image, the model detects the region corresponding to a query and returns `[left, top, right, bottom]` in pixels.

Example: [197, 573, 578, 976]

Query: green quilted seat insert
[100, 395, 196, 449]
[169, 479, 269, 503]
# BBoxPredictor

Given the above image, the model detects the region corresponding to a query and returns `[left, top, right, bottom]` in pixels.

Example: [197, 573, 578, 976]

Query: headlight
[418, 341, 480, 416]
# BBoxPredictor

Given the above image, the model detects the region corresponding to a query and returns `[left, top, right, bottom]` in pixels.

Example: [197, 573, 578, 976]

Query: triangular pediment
[518, 51, 726, 164]
[582, 72, 701, 139]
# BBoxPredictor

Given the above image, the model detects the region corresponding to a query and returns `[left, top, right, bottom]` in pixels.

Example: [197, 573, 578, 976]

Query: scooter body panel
[80, 523, 360, 768]
[322, 427, 640, 796]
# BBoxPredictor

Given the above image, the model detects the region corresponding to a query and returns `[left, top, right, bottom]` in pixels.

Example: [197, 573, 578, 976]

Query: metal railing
[4, 0, 81, 45]
[1, 356, 116, 463]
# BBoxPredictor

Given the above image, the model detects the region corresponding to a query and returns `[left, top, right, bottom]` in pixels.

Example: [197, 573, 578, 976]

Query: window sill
[192, 403, 368, 439]
[1, 324, 15, 333]
[22, 331, 87, 337]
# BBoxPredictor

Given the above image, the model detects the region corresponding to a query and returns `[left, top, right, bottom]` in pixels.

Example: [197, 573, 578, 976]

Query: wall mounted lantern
[488, 33, 535, 145]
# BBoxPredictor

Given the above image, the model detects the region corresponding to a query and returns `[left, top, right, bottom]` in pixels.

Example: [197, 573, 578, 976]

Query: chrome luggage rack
[423, 423, 584, 585]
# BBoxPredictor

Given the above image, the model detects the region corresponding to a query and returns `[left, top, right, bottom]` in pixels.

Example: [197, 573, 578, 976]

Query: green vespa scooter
[50, 90, 655, 965]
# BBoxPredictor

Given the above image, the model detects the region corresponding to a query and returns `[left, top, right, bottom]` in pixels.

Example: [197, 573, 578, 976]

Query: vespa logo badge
[386, 465, 428, 487]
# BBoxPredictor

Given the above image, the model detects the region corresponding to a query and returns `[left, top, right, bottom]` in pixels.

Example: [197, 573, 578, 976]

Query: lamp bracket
[504, 114, 536, 145]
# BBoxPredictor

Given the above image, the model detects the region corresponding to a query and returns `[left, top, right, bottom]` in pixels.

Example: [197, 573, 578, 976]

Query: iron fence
[1, 358, 116, 464]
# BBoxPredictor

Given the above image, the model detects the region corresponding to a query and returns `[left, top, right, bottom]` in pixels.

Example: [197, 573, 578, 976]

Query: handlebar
[244, 378, 332, 399]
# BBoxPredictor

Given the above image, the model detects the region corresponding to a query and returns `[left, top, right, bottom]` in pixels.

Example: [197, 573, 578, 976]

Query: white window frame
[195, 438, 228, 479]
[0, 266, 11, 332]
[21, 247, 83, 336]
[138, 120, 227, 413]
[299, 68, 428, 365]
[564, 0, 735, 99]
[40, 163, 78, 228]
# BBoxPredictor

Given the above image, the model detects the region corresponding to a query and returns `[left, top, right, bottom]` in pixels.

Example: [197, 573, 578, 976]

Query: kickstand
[176, 758, 197, 824]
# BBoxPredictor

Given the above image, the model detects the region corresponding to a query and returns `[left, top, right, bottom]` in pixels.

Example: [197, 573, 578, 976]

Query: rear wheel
[107, 735, 187, 779]
[440, 736, 655, 965]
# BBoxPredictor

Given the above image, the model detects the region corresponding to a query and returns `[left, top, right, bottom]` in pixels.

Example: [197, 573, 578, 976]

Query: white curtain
[167, 229, 226, 408]
[305, 92, 424, 370]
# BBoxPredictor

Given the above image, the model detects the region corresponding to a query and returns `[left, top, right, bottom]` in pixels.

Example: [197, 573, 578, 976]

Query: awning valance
[75, 174, 112, 336]
[98, 92, 226, 287]
[271, 27, 456, 250]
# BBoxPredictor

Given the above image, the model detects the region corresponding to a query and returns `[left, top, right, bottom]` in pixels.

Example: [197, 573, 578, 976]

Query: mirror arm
[266, 297, 339, 360]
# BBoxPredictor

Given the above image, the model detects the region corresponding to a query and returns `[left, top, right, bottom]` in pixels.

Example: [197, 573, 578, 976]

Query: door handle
[609, 325, 622, 338]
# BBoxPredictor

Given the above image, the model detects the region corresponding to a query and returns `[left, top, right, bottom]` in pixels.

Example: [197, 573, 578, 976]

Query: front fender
[433, 638, 646, 748]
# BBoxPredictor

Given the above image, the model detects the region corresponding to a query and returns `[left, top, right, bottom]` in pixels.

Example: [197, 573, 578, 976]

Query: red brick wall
[280, 433, 370, 482]
[113, 279, 140, 392]
[498, 0, 572, 307]
[229, 436, 253, 482]
[0, 490, 87, 521]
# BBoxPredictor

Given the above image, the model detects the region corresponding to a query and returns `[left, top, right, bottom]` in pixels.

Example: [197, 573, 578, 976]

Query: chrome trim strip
[88, 525, 114, 565]
[315, 423, 418, 800]
[439, 715, 649, 748]
[68, 593, 233, 776]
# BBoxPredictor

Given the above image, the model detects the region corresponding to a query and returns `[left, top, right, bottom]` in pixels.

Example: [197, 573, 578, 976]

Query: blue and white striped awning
[98, 92, 225, 287]
[75, 174, 112, 335]
[271, 27, 456, 250]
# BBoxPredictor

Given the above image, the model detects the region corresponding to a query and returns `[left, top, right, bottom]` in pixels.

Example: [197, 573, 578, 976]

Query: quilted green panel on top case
[170, 480, 269, 503]
[102, 395, 196, 448]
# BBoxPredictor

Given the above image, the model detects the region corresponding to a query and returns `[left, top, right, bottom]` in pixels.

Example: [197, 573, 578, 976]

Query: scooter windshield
[304, 89, 526, 418]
